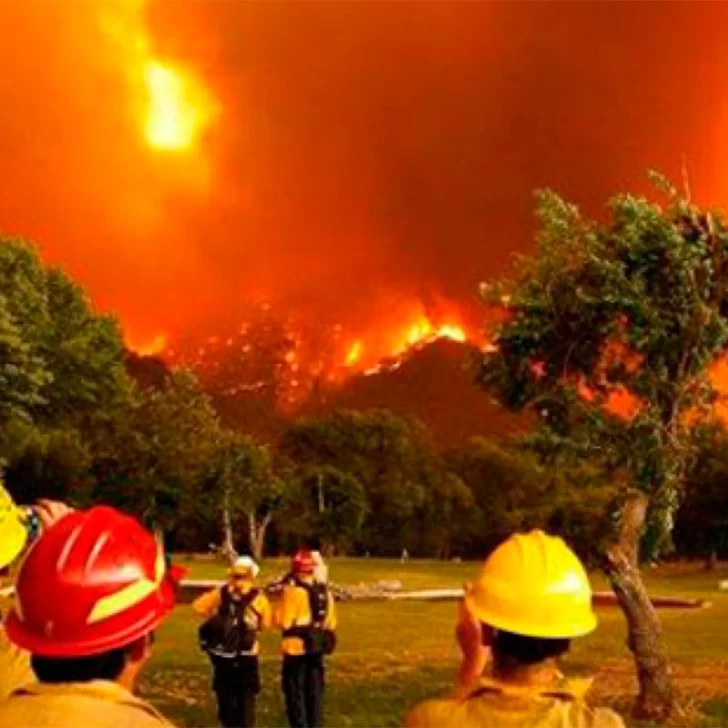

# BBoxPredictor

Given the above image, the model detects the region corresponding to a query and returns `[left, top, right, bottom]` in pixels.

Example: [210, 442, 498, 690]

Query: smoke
[2, 1, 728, 350]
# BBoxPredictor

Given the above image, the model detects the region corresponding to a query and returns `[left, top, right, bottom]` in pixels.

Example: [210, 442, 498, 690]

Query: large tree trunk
[221, 490, 236, 564]
[248, 512, 272, 561]
[601, 491, 680, 721]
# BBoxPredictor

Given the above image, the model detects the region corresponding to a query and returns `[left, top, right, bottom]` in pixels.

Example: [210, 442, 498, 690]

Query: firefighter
[0, 484, 73, 702]
[0, 505, 181, 727]
[278, 549, 337, 728]
[404, 530, 625, 728]
[193, 556, 272, 728]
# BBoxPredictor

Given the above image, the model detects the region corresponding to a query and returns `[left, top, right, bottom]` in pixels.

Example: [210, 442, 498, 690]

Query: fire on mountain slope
[150, 302, 480, 413]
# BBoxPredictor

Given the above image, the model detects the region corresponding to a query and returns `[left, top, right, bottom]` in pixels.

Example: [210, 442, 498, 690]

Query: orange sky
[3, 2, 728, 352]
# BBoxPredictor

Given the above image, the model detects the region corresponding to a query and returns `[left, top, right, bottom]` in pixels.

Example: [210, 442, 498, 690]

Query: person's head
[5, 506, 180, 692]
[31, 634, 154, 692]
[228, 556, 259, 590]
[490, 630, 570, 675]
[467, 530, 596, 676]
[291, 549, 315, 577]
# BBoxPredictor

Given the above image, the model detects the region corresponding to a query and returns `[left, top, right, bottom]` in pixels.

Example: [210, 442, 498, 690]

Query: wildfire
[346, 341, 362, 366]
[99, 2, 218, 154]
[393, 317, 467, 356]
[143, 61, 217, 151]
[128, 332, 167, 357]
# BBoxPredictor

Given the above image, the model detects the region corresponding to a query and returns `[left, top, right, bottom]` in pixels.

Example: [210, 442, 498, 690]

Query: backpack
[198, 586, 260, 656]
[302, 579, 329, 625]
[283, 579, 337, 656]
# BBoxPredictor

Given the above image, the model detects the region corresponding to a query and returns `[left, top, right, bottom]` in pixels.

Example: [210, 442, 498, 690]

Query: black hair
[32, 647, 129, 684]
[492, 630, 570, 667]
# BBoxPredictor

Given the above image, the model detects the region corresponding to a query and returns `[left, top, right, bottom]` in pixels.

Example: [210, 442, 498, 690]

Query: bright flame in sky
[144, 62, 199, 150]
[99, 2, 217, 154]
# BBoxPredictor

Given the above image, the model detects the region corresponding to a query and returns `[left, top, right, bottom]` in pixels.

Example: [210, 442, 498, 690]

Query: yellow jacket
[404, 674, 625, 728]
[0, 679, 173, 728]
[192, 584, 272, 656]
[277, 578, 337, 656]
[0, 623, 34, 703]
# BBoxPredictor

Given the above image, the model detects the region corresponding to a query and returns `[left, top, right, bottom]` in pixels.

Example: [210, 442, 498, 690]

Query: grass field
[139, 558, 728, 727]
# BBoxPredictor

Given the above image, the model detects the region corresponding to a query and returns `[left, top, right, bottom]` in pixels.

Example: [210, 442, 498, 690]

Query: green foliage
[479, 177, 728, 554]
[87, 371, 221, 532]
[674, 426, 728, 561]
[202, 430, 286, 553]
[284, 465, 368, 553]
[281, 410, 432, 555]
[0, 237, 132, 464]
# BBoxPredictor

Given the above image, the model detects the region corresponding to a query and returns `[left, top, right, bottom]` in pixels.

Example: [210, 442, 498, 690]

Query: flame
[99, 2, 217, 154]
[435, 325, 467, 343]
[393, 317, 467, 355]
[143, 61, 216, 151]
[128, 332, 167, 357]
[346, 341, 362, 366]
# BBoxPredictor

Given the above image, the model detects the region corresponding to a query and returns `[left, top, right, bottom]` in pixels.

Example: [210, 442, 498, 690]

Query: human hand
[33, 500, 74, 529]
[455, 583, 491, 692]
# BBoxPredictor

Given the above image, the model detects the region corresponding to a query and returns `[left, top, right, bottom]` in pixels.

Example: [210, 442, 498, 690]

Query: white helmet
[230, 555, 260, 578]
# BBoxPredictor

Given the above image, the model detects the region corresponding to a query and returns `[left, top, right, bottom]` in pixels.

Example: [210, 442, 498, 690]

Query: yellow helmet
[467, 530, 596, 639]
[0, 483, 28, 569]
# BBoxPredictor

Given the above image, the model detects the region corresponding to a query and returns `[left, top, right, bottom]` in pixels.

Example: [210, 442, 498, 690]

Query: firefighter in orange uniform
[404, 530, 625, 728]
[193, 556, 272, 728]
[278, 549, 337, 728]
[0, 505, 182, 727]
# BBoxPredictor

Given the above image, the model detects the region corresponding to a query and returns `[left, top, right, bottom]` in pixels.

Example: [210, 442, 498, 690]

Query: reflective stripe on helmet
[87, 545, 166, 624]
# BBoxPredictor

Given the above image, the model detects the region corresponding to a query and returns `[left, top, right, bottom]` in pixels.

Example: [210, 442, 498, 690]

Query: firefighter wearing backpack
[193, 556, 272, 728]
[278, 549, 337, 728]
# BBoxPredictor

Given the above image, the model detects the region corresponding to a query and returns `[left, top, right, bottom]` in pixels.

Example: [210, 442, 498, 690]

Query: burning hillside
[156, 300, 480, 405]
[124, 300, 492, 441]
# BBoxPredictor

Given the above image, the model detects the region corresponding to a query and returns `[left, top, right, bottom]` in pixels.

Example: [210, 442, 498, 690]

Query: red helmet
[292, 549, 315, 574]
[5, 506, 177, 657]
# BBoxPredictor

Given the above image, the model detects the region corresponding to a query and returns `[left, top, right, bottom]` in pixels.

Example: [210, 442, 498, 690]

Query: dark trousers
[282, 654, 325, 728]
[211, 654, 260, 728]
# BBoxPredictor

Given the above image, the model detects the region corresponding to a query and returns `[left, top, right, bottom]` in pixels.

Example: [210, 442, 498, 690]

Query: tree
[419, 462, 474, 560]
[444, 437, 549, 557]
[4, 427, 91, 504]
[0, 238, 132, 466]
[284, 465, 368, 555]
[477, 176, 728, 719]
[674, 426, 728, 570]
[281, 409, 430, 556]
[204, 431, 286, 560]
[88, 371, 221, 537]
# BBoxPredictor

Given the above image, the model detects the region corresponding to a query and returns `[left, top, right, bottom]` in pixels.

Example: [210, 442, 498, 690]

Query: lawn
[139, 558, 728, 727]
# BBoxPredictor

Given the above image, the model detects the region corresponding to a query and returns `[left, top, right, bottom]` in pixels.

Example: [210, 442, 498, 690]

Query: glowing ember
[346, 341, 362, 366]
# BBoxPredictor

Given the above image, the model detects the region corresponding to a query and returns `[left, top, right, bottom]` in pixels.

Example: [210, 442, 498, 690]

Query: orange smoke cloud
[4, 2, 728, 356]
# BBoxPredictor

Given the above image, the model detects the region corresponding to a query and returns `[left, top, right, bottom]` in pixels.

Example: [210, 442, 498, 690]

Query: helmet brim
[5, 580, 175, 657]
